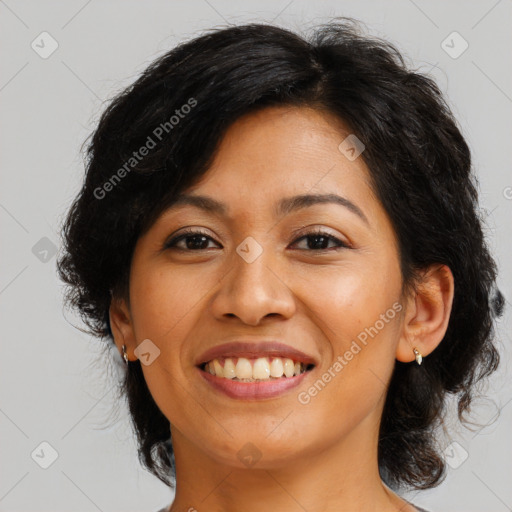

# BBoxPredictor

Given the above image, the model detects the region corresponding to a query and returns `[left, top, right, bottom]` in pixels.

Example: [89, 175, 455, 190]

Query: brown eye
[290, 230, 349, 251]
[164, 229, 221, 251]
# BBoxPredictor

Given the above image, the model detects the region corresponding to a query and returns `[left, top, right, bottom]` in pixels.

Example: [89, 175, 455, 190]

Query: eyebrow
[165, 192, 370, 226]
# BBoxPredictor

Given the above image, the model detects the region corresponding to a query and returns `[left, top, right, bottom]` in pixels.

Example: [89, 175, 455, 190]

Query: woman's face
[117, 106, 410, 469]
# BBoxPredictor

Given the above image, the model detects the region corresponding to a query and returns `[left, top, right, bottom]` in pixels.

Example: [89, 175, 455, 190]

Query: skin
[110, 106, 454, 512]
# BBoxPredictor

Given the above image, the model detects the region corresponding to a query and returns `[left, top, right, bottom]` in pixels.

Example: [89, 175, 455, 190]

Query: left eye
[164, 229, 348, 251]
[291, 231, 348, 251]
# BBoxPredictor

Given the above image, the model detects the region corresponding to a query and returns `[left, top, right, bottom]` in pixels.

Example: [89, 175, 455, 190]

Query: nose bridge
[211, 234, 295, 325]
[234, 236, 274, 287]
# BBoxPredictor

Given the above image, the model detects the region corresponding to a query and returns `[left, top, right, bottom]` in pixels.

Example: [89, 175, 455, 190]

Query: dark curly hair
[56, 17, 505, 491]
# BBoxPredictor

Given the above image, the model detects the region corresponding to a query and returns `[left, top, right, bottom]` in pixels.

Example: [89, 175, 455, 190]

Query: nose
[210, 245, 296, 326]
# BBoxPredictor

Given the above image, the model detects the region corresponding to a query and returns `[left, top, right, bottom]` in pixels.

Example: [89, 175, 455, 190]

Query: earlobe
[109, 296, 136, 360]
[396, 264, 454, 363]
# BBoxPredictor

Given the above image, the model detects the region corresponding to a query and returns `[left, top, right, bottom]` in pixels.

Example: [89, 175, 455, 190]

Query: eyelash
[164, 227, 350, 252]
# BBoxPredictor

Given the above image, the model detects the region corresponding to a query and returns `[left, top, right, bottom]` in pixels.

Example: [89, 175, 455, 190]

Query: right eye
[164, 229, 222, 251]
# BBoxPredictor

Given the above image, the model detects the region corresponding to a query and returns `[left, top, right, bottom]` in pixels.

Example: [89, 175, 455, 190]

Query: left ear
[396, 264, 454, 363]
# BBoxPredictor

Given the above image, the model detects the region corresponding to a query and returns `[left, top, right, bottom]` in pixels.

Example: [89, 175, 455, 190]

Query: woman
[57, 18, 504, 512]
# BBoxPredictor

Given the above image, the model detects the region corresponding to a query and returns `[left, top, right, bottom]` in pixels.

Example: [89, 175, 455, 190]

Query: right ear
[109, 296, 137, 362]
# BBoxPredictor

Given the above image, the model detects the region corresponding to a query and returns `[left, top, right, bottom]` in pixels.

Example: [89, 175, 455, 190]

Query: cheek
[129, 263, 220, 339]
[296, 253, 402, 389]
[294, 271, 402, 442]
[301, 257, 401, 342]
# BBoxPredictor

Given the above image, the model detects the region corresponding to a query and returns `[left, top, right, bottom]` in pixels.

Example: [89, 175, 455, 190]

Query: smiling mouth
[199, 356, 315, 382]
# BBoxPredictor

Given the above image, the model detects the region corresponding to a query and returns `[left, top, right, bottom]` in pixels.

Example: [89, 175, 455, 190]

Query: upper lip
[195, 341, 318, 367]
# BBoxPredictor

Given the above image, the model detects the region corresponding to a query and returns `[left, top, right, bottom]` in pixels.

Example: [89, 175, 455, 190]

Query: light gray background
[1, 1, 511, 511]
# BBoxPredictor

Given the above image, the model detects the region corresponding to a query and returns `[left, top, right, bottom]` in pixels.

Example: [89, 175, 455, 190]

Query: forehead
[182, 106, 376, 211]
[139, 106, 401, 259]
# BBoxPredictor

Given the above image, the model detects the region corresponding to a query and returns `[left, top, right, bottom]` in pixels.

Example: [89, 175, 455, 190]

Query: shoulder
[413, 506, 431, 512]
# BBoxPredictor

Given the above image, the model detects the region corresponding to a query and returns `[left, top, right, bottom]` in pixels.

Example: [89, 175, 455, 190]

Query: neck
[167, 412, 415, 512]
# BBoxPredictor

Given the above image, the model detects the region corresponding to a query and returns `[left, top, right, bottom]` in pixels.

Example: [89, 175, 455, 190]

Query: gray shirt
[155, 504, 431, 511]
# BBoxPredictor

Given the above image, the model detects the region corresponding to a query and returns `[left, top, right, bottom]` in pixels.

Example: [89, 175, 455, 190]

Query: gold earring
[122, 344, 129, 364]
[413, 347, 423, 365]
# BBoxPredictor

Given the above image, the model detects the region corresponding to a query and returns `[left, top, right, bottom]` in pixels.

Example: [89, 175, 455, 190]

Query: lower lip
[197, 366, 313, 400]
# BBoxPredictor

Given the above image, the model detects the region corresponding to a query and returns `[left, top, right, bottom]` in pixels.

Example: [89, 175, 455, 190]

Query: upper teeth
[204, 357, 308, 380]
